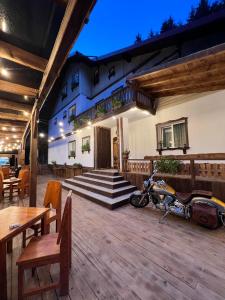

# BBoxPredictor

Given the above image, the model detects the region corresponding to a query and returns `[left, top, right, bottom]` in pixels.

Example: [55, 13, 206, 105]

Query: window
[54, 117, 57, 125]
[68, 105, 76, 123]
[156, 118, 189, 150]
[71, 71, 79, 90]
[61, 82, 67, 100]
[68, 140, 76, 158]
[108, 66, 115, 79]
[63, 110, 67, 119]
[93, 68, 100, 85]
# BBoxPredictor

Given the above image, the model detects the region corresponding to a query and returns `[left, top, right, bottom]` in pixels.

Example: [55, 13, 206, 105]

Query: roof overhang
[0, 0, 96, 153]
[128, 42, 225, 98]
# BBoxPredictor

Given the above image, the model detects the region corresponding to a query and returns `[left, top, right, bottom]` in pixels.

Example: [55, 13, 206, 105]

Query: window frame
[68, 140, 76, 158]
[71, 71, 79, 90]
[156, 117, 189, 151]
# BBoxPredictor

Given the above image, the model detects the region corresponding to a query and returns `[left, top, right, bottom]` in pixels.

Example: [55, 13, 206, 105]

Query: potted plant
[69, 150, 76, 158]
[82, 141, 90, 153]
[122, 150, 130, 160]
[73, 119, 79, 130]
[112, 97, 123, 110]
[155, 158, 181, 175]
[96, 106, 107, 117]
[68, 114, 76, 124]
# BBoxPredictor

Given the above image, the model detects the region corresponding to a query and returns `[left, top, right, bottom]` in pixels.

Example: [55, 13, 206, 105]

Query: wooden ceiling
[0, 0, 96, 153]
[128, 42, 225, 99]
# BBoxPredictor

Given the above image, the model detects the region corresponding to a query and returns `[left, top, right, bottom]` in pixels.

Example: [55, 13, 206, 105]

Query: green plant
[68, 114, 76, 124]
[96, 106, 107, 117]
[112, 97, 123, 110]
[156, 158, 181, 174]
[69, 150, 76, 158]
[82, 141, 90, 153]
[73, 119, 80, 130]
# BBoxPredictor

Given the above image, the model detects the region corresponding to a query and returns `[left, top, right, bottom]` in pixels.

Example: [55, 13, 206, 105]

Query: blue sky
[71, 0, 206, 57]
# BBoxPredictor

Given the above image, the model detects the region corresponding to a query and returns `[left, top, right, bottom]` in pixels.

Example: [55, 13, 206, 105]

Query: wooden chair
[0, 170, 10, 201]
[17, 191, 72, 299]
[22, 180, 62, 248]
[1, 166, 10, 179]
[13, 169, 30, 199]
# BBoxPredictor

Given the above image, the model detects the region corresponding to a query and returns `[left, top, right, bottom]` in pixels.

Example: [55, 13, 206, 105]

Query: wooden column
[29, 105, 39, 207]
[190, 159, 196, 189]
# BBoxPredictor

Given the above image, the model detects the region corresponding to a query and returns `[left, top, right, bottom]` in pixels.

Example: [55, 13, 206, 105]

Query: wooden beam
[0, 80, 38, 97]
[0, 98, 32, 113]
[0, 119, 26, 128]
[29, 107, 38, 207]
[0, 112, 29, 122]
[0, 41, 47, 72]
[0, 129, 24, 135]
[38, 0, 96, 106]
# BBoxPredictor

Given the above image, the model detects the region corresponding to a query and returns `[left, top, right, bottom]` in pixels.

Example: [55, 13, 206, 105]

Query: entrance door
[113, 137, 119, 169]
[95, 127, 111, 169]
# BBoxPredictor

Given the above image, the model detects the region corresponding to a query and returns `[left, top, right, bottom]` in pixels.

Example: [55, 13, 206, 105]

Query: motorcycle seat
[176, 190, 213, 205]
[176, 192, 192, 204]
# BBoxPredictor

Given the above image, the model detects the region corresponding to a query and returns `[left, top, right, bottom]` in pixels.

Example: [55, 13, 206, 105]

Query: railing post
[190, 159, 196, 188]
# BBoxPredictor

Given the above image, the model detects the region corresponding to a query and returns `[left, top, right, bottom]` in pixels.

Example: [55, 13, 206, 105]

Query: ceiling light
[2, 127, 6, 131]
[58, 121, 63, 127]
[48, 139, 51, 143]
[0, 68, 9, 77]
[5, 137, 9, 140]
[24, 95, 28, 100]
[23, 111, 29, 116]
[1, 19, 7, 32]
[12, 127, 16, 131]
[142, 111, 150, 115]
[16, 140, 20, 143]
[39, 133, 45, 138]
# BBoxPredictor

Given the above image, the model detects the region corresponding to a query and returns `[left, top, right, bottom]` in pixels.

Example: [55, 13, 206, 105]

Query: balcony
[69, 86, 154, 130]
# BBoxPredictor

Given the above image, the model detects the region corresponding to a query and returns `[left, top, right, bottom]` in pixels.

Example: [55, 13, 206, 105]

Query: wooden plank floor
[2, 174, 225, 299]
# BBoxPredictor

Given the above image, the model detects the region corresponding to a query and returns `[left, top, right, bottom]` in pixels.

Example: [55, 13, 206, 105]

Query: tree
[160, 16, 177, 34]
[188, 6, 196, 22]
[148, 29, 155, 39]
[195, 0, 211, 18]
[134, 33, 142, 44]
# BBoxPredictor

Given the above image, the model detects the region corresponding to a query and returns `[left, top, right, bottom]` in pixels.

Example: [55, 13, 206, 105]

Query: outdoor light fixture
[24, 95, 28, 100]
[59, 128, 64, 133]
[50, 137, 54, 141]
[87, 121, 92, 126]
[58, 121, 63, 127]
[1, 18, 7, 32]
[39, 133, 45, 138]
[48, 139, 51, 143]
[13, 135, 17, 138]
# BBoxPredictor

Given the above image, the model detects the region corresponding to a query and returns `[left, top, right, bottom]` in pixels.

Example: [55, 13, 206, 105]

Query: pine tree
[160, 16, 177, 34]
[148, 29, 155, 39]
[134, 33, 142, 44]
[194, 0, 211, 19]
[188, 6, 196, 22]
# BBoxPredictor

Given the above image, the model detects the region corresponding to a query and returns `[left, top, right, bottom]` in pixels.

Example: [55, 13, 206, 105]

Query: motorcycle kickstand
[159, 210, 170, 224]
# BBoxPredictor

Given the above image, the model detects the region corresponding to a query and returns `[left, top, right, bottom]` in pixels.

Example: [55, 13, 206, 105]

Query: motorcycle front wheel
[129, 194, 149, 208]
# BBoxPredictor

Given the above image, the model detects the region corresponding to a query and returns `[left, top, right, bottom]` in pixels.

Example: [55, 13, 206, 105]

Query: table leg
[41, 213, 48, 235]
[0, 241, 7, 300]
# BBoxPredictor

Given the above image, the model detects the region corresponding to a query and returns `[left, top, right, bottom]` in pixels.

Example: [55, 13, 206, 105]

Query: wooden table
[0, 206, 50, 300]
[3, 177, 21, 201]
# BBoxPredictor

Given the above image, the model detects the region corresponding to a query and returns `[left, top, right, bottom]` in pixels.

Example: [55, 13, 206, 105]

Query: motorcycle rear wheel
[130, 194, 149, 208]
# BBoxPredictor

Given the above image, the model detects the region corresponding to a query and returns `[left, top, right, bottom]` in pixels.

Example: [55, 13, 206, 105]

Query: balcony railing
[70, 86, 153, 129]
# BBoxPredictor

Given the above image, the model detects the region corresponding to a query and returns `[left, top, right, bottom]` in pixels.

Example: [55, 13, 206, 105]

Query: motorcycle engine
[169, 200, 185, 217]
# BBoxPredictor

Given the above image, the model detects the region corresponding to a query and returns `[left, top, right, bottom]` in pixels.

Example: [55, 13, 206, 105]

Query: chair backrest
[18, 169, 29, 188]
[1, 167, 10, 179]
[44, 181, 62, 210]
[57, 190, 72, 246]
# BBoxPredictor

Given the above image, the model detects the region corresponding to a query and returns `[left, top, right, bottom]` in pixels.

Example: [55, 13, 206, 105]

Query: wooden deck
[2, 175, 225, 299]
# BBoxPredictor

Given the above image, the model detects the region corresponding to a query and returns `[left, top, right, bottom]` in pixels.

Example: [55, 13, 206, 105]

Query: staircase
[62, 169, 136, 209]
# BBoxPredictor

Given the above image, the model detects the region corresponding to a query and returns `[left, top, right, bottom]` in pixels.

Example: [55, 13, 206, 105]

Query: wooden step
[83, 172, 123, 182]
[91, 169, 119, 176]
[71, 175, 129, 189]
[65, 178, 136, 198]
[62, 182, 133, 209]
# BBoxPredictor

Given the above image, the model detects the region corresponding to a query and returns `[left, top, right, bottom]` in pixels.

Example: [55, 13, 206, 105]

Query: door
[113, 137, 119, 169]
[95, 127, 111, 169]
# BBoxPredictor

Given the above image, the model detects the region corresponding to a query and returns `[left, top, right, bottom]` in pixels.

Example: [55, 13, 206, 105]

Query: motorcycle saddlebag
[191, 198, 221, 229]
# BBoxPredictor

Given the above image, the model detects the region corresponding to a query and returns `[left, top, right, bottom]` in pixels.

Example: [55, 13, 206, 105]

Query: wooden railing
[126, 153, 225, 187]
[72, 86, 153, 129]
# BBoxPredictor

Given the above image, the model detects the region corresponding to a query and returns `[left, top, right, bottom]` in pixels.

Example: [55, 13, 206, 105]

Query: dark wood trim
[144, 153, 225, 161]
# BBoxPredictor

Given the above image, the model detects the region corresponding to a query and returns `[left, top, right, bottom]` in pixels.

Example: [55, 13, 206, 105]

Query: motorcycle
[129, 168, 225, 229]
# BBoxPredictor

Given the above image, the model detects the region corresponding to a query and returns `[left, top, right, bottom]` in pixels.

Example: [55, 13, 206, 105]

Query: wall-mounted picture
[82, 136, 90, 153]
